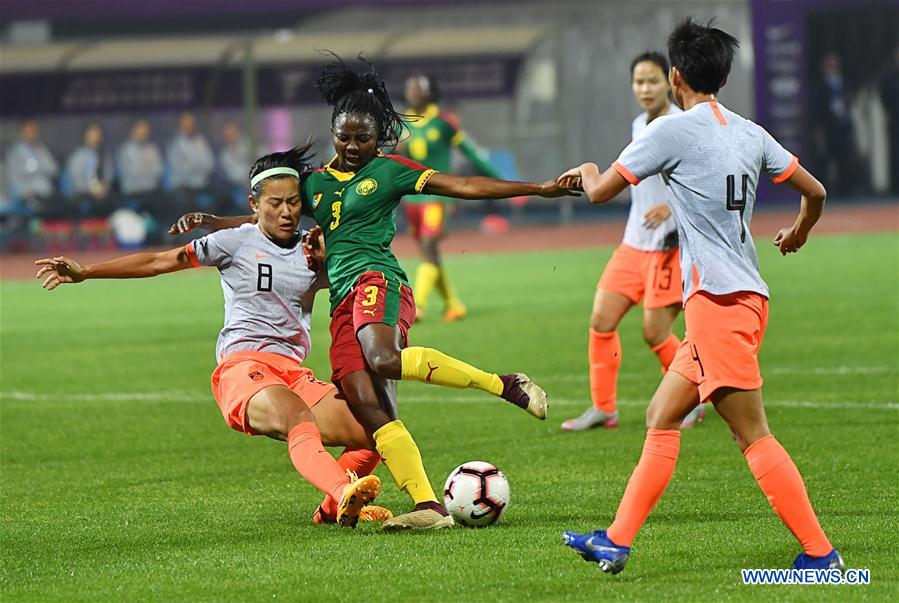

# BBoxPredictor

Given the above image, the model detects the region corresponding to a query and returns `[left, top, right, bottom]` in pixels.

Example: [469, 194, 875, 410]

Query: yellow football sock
[435, 266, 463, 309]
[413, 262, 440, 312]
[373, 420, 437, 505]
[401, 346, 503, 395]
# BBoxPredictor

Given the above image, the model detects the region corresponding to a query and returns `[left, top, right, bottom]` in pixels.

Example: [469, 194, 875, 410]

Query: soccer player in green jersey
[400, 74, 505, 322]
[305, 56, 576, 530]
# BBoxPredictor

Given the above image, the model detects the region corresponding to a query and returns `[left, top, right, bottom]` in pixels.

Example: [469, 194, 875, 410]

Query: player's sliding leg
[309, 389, 392, 524]
[562, 290, 633, 431]
[246, 386, 380, 528]
[563, 371, 699, 573]
[712, 387, 843, 570]
[338, 369, 453, 531]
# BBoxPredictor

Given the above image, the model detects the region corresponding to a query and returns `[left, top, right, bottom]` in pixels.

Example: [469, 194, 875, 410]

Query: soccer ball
[443, 461, 510, 527]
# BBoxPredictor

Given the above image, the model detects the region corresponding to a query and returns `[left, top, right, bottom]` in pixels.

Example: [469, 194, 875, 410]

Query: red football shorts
[668, 291, 769, 401]
[405, 202, 446, 240]
[329, 271, 417, 383]
[211, 350, 335, 435]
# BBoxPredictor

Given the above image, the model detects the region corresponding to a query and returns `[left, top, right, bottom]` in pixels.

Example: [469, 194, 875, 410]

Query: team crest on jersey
[312, 192, 323, 208]
[427, 128, 440, 141]
[356, 178, 378, 196]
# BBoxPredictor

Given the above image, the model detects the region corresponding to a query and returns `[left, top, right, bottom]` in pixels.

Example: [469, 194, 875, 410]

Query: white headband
[250, 167, 299, 189]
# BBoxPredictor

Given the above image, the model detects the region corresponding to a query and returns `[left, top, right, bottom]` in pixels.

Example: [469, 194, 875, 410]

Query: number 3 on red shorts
[361, 285, 378, 307]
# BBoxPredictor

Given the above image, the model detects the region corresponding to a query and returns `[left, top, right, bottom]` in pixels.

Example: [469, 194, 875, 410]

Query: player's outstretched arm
[456, 137, 504, 180]
[35, 248, 194, 291]
[169, 212, 256, 236]
[557, 162, 629, 204]
[423, 172, 575, 200]
[773, 165, 826, 255]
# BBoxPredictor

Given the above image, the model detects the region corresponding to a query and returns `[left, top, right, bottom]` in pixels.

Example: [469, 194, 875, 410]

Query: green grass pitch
[2, 231, 897, 601]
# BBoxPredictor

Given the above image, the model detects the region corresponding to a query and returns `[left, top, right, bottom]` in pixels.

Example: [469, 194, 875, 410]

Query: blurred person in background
[117, 117, 165, 239]
[560, 51, 703, 434]
[400, 74, 507, 323]
[65, 122, 115, 218]
[812, 53, 859, 197]
[880, 46, 899, 195]
[4, 118, 61, 219]
[217, 119, 250, 211]
[168, 111, 215, 223]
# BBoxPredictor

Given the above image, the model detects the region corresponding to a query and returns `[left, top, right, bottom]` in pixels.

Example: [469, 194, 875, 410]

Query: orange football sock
[651, 334, 680, 373]
[287, 422, 349, 504]
[607, 429, 680, 547]
[589, 329, 621, 413]
[744, 435, 832, 557]
[321, 449, 381, 517]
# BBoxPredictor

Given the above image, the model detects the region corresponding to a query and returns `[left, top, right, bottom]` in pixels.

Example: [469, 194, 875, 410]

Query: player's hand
[34, 256, 86, 290]
[539, 179, 581, 198]
[773, 226, 808, 255]
[169, 212, 210, 235]
[302, 225, 326, 271]
[643, 204, 671, 229]
[557, 175, 583, 192]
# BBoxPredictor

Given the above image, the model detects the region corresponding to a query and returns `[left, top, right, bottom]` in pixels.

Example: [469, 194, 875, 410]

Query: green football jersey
[302, 154, 436, 312]
[403, 103, 502, 204]
[404, 103, 463, 205]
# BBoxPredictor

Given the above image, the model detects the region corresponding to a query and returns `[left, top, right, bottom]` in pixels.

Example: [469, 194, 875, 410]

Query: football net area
[741, 568, 871, 586]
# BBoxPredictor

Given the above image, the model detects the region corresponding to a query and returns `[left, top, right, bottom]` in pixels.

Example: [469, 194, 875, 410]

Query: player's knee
[642, 324, 668, 347]
[364, 348, 402, 378]
[590, 313, 617, 333]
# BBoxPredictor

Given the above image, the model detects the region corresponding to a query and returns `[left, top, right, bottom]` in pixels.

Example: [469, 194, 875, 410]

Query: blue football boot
[792, 549, 845, 572]
[562, 529, 630, 574]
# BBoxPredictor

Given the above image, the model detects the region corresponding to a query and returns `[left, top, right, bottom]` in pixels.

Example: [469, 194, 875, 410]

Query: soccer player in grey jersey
[35, 146, 391, 528]
[560, 19, 842, 574]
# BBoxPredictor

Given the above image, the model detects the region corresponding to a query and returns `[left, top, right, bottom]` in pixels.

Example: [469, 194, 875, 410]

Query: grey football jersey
[188, 223, 322, 363]
[613, 100, 797, 301]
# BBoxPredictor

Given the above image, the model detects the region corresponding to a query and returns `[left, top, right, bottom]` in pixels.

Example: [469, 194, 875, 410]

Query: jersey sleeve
[760, 127, 799, 183]
[383, 155, 437, 195]
[612, 117, 682, 185]
[186, 226, 246, 268]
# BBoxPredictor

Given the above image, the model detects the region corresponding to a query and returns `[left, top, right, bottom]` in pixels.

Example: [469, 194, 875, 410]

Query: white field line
[1, 391, 896, 411]
[545, 365, 895, 382]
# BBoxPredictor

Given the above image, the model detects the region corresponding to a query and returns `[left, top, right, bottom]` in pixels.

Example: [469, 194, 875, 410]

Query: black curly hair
[248, 140, 315, 198]
[667, 18, 739, 94]
[314, 53, 412, 150]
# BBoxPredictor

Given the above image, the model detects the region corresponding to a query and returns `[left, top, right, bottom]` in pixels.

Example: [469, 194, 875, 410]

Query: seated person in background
[5, 118, 61, 219]
[217, 119, 250, 212]
[168, 111, 215, 226]
[65, 122, 115, 218]
[117, 117, 165, 240]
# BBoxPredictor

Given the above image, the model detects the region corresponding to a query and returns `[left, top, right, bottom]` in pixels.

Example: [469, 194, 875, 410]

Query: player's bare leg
[358, 322, 546, 420]
[339, 366, 452, 531]
[712, 387, 839, 565]
[246, 386, 380, 527]
[562, 289, 633, 431]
